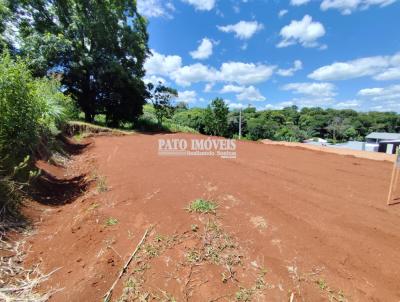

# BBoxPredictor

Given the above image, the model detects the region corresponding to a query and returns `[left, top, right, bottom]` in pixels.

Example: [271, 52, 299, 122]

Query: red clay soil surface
[22, 133, 400, 302]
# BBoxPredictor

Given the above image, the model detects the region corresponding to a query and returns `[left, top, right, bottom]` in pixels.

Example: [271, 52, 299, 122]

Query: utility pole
[238, 108, 242, 140]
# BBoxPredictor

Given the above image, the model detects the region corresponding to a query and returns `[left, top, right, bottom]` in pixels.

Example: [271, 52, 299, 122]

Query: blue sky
[138, 0, 400, 111]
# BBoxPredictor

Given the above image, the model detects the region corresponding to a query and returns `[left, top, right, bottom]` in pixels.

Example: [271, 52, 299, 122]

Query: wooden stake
[387, 149, 400, 206]
[103, 228, 150, 302]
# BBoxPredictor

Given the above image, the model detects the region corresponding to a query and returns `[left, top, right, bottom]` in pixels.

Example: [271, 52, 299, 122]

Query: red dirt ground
[22, 133, 400, 301]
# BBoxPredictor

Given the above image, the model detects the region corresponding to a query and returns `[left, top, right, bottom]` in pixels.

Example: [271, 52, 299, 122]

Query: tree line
[169, 100, 400, 143]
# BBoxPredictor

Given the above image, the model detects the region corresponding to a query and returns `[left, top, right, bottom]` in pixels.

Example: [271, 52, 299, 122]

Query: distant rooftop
[365, 132, 400, 140]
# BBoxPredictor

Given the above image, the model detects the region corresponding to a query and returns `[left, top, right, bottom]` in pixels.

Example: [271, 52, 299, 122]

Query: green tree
[147, 82, 178, 127]
[10, 0, 149, 126]
[0, 0, 10, 51]
[326, 117, 351, 142]
[204, 98, 229, 137]
[246, 118, 271, 140]
[173, 108, 207, 133]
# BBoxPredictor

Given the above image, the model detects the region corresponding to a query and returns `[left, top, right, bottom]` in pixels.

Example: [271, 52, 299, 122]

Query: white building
[365, 132, 400, 153]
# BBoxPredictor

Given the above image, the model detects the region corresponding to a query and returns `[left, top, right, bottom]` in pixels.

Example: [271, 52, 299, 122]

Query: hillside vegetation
[0, 52, 74, 223]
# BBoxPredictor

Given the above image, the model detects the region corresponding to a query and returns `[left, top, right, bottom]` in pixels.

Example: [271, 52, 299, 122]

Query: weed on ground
[187, 199, 218, 214]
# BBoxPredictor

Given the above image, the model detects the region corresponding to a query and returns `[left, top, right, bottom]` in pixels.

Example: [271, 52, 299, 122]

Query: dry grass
[65, 121, 133, 138]
[0, 235, 61, 302]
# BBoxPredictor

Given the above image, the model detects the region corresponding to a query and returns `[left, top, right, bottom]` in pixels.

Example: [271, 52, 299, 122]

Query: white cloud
[357, 85, 400, 112]
[334, 100, 361, 109]
[290, 0, 311, 6]
[264, 101, 296, 110]
[143, 75, 168, 85]
[279, 101, 296, 107]
[218, 21, 264, 40]
[181, 0, 216, 11]
[190, 38, 213, 60]
[173, 63, 218, 86]
[358, 84, 400, 101]
[265, 104, 277, 109]
[237, 86, 266, 101]
[282, 82, 336, 97]
[219, 62, 274, 85]
[144, 50, 182, 77]
[220, 84, 246, 93]
[137, 0, 175, 18]
[277, 60, 303, 76]
[278, 9, 289, 17]
[145, 50, 275, 87]
[177, 90, 197, 103]
[309, 52, 400, 81]
[204, 83, 214, 92]
[320, 0, 396, 15]
[277, 15, 326, 48]
[227, 102, 246, 109]
[357, 87, 384, 96]
[373, 67, 400, 81]
[220, 85, 266, 101]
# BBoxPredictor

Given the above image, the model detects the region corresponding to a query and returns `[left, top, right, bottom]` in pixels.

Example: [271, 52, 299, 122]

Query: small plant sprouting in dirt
[235, 287, 255, 301]
[141, 234, 181, 260]
[317, 279, 328, 290]
[105, 217, 118, 226]
[73, 132, 85, 142]
[191, 224, 199, 232]
[186, 249, 202, 263]
[118, 277, 148, 302]
[87, 203, 99, 211]
[314, 279, 348, 302]
[234, 272, 267, 301]
[333, 290, 347, 302]
[143, 242, 161, 258]
[118, 269, 178, 301]
[187, 198, 218, 214]
[91, 170, 109, 193]
[96, 175, 108, 193]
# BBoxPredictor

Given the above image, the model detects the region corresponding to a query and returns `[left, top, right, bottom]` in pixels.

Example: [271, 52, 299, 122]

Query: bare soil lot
[21, 133, 400, 301]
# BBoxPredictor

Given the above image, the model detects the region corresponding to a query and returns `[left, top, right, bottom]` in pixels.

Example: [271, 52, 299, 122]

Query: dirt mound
[19, 133, 400, 301]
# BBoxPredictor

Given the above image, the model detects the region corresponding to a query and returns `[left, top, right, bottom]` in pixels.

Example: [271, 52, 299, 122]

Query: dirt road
[25, 133, 400, 301]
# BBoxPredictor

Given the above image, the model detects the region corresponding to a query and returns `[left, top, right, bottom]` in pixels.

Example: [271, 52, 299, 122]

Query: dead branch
[103, 228, 150, 302]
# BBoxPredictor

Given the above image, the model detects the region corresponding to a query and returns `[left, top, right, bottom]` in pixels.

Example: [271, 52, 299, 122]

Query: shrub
[0, 51, 73, 220]
[172, 108, 207, 133]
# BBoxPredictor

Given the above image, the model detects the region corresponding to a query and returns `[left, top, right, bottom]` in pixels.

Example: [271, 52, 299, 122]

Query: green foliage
[172, 108, 207, 132]
[0, 0, 11, 51]
[0, 53, 42, 160]
[147, 82, 178, 127]
[0, 51, 73, 217]
[105, 217, 118, 226]
[168, 103, 400, 142]
[11, 0, 150, 126]
[187, 199, 218, 214]
[134, 104, 198, 134]
[203, 98, 229, 136]
[162, 120, 198, 134]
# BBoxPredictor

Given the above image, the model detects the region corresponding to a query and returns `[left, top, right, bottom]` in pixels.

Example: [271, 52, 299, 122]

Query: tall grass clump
[0, 51, 74, 223]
